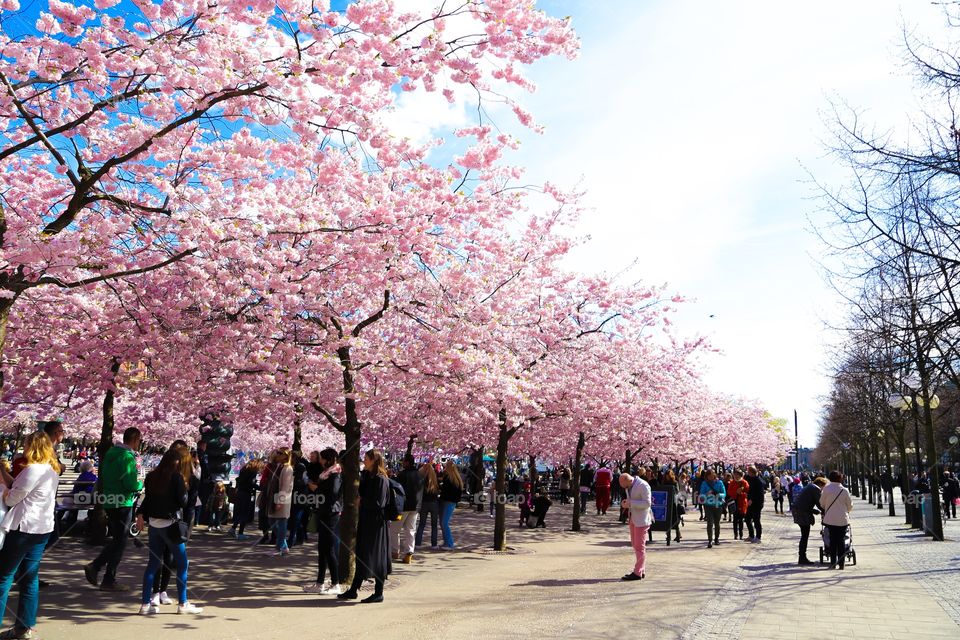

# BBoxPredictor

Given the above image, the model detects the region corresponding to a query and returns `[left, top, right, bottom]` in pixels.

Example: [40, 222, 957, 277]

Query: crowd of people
[0, 420, 948, 638]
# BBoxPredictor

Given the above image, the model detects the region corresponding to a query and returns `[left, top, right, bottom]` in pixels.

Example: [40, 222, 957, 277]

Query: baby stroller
[818, 524, 856, 566]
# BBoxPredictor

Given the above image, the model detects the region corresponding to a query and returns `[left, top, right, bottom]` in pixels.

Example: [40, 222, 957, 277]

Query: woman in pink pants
[620, 473, 654, 581]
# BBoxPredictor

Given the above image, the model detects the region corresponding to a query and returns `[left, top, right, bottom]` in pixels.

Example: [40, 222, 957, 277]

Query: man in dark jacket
[793, 477, 826, 565]
[579, 464, 594, 515]
[745, 466, 767, 543]
[942, 471, 960, 519]
[391, 455, 423, 564]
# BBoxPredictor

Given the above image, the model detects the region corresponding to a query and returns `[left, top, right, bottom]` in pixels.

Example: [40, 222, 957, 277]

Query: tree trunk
[919, 389, 944, 540]
[528, 454, 538, 492]
[0, 298, 11, 392]
[96, 359, 121, 460]
[471, 446, 485, 512]
[291, 409, 303, 456]
[405, 434, 416, 458]
[897, 435, 910, 525]
[493, 411, 514, 551]
[884, 428, 895, 517]
[337, 423, 361, 585]
[334, 343, 363, 585]
[874, 439, 883, 509]
[571, 431, 585, 532]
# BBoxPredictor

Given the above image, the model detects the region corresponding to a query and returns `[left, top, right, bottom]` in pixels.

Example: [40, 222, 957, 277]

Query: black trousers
[826, 524, 847, 567]
[773, 495, 784, 513]
[745, 504, 763, 540]
[798, 522, 811, 559]
[316, 514, 341, 585]
[733, 512, 745, 538]
[92, 507, 132, 585]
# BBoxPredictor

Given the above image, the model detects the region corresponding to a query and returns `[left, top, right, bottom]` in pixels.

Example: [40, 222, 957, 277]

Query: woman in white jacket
[0, 432, 61, 639]
[266, 448, 295, 557]
[818, 470, 853, 570]
[619, 472, 655, 581]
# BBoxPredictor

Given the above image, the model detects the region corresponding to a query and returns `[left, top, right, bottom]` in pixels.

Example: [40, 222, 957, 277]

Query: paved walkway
[685, 494, 960, 640]
[16, 491, 960, 639]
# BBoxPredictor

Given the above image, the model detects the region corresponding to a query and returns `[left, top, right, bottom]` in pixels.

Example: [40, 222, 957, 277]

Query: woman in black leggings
[302, 449, 342, 595]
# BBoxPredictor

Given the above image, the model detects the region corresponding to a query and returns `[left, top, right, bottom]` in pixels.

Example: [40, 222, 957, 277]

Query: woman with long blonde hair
[0, 432, 62, 637]
[416, 462, 440, 549]
[337, 449, 391, 603]
[438, 460, 464, 550]
[265, 448, 294, 556]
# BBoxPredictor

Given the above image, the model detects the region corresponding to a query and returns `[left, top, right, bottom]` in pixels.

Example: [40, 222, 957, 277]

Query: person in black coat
[287, 455, 310, 547]
[793, 477, 826, 565]
[579, 464, 595, 515]
[229, 459, 263, 540]
[303, 449, 343, 594]
[531, 491, 552, 528]
[942, 471, 960, 519]
[392, 455, 424, 563]
[338, 450, 391, 603]
[745, 466, 767, 542]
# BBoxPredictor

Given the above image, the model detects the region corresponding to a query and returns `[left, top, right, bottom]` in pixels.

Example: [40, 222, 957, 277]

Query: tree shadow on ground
[33, 502, 631, 626]
[509, 577, 622, 587]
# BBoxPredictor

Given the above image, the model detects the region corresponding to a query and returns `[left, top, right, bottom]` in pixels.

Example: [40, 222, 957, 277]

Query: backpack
[385, 478, 406, 521]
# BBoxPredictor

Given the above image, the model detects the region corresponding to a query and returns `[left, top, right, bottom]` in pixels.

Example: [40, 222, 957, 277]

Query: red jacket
[727, 479, 749, 514]
[594, 468, 613, 487]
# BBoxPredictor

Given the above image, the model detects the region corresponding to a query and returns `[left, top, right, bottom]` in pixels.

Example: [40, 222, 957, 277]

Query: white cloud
[373, 0, 954, 446]
[500, 0, 953, 445]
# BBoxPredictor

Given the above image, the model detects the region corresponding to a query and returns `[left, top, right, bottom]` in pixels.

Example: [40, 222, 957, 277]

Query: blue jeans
[141, 525, 188, 605]
[0, 530, 50, 631]
[287, 507, 306, 547]
[439, 501, 456, 547]
[416, 501, 439, 547]
[269, 517, 288, 551]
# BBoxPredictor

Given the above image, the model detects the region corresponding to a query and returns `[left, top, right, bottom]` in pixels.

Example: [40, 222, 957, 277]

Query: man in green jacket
[84, 427, 142, 591]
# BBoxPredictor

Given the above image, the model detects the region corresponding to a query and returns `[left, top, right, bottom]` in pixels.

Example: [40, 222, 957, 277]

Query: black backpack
[385, 478, 406, 521]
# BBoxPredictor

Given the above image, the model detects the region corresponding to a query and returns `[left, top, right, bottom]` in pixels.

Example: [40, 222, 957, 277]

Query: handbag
[0, 498, 8, 550]
[306, 511, 319, 534]
[169, 509, 191, 544]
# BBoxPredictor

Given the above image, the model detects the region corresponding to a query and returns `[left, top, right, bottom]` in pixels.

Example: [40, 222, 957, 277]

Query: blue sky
[508, 0, 953, 446]
[442, 0, 951, 446]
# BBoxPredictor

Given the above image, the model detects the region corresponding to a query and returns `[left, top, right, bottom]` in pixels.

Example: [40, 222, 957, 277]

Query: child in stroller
[819, 524, 856, 566]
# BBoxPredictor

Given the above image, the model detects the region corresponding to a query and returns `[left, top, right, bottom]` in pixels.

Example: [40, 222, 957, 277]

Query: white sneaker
[302, 582, 326, 594]
[150, 593, 160, 607]
[139, 603, 159, 615]
[325, 584, 343, 596]
[158, 591, 173, 605]
[177, 602, 204, 615]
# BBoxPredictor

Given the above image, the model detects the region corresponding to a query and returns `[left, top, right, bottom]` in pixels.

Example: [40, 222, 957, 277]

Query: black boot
[362, 580, 384, 603]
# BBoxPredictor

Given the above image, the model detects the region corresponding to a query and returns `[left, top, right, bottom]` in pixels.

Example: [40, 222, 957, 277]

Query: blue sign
[651, 490, 669, 522]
